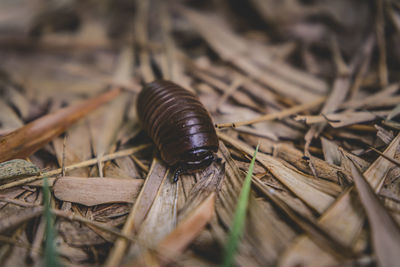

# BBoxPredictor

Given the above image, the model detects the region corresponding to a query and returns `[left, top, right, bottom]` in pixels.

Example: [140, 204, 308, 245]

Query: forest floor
[0, 0, 400, 266]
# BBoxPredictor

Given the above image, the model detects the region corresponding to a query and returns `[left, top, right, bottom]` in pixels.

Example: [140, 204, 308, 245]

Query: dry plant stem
[0, 144, 150, 190]
[61, 134, 67, 177]
[97, 154, 104, 178]
[376, 0, 388, 87]
[382, 120, 400, 131]
[180, 7, 327, 103]
[216, 96, 326, 128]
[61, 60, 140, 93]
[368, 146, 400, 167]
[51, 209, 137, 243]
[160, 2, 174, 81]
[218, 131, 337, 213]
[127, 193, 216, 267]
[303, 34, 374, 154]
[212, 77, 243, 113]
[29, 216, 45, 261]
[135, 0, 154, 83]
[130, 155, 149, 172]
[347, 125, 377, 132]
[348, 37, 374, 99]
[105, 158, 168, 267]
[302, 36, 362, 177]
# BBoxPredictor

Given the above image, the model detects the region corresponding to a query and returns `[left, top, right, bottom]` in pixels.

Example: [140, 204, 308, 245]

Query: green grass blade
[222, 144, 259, 267]
[43, 176, 59, 267]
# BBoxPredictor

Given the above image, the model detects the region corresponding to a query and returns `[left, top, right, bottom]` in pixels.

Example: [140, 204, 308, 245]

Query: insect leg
[172, 167, 185, 183]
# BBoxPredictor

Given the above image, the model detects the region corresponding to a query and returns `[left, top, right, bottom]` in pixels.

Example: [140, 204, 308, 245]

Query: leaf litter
[0, 0, 400, 266]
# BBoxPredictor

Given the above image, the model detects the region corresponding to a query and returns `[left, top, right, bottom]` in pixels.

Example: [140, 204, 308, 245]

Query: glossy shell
[137, 80, 219, 171]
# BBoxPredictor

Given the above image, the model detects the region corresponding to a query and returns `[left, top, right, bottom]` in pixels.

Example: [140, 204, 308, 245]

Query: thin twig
[0, 144, 151, 190]
[61, 134, 67, 177]
[130, 155, 150, 172]
[369, 146, 400, 167]
[216, 96, 326, 128]
[212, 77, 243, 113]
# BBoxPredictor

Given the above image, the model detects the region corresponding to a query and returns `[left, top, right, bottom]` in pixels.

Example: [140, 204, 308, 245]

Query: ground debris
[0, 1, 399, 266]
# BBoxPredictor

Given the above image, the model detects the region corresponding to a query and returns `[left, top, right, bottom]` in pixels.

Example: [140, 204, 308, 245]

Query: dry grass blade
[0, 88, 121, 163]
[104, 158, 168, 267]
[302, 35, 374, 175]
[0, 144, 150, 190]
[369, 146, 400, 167]
[53, 177, 144, 206]
[0, 198, 140, 244]
[127, 193, 216, 267]
[218, 132, 337, 213]
[217, 141, 295, 266]
[180, 7, 326, 103]
[43, 176, 59, 267]
[388, 103, 400, 120]
[273, 143, 347, 183]
[278, 133, 400, 267]
[252, 177, 354, 260]
[326, 111, 391, 128]
[349, 159, 400, 267]
[157, 192, 215, 263]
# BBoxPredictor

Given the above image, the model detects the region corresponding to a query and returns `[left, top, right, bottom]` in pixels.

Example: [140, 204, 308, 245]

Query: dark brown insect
[137, 80, 219, 182]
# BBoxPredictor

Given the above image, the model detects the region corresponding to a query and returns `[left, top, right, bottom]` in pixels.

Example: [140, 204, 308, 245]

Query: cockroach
[137, 80, 219, 182]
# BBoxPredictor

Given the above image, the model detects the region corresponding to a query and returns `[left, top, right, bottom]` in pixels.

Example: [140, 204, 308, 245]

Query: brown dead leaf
[0, 88, 121, 163]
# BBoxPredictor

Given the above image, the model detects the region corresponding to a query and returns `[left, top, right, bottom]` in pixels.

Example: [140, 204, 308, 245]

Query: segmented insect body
[137, 80, 219, 181]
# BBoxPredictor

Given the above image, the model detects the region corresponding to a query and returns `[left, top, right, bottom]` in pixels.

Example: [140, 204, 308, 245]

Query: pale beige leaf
[104, 158, 168, 267]
[129, 193, 216, 267]
[53, 177, 143, 206]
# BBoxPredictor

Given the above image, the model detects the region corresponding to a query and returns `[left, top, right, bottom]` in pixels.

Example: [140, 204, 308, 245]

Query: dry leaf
[53, 177, 143, 206]
[0, 88, 121, 163]
[128, 193, 216, 267]
[349, 159, 400, 267]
